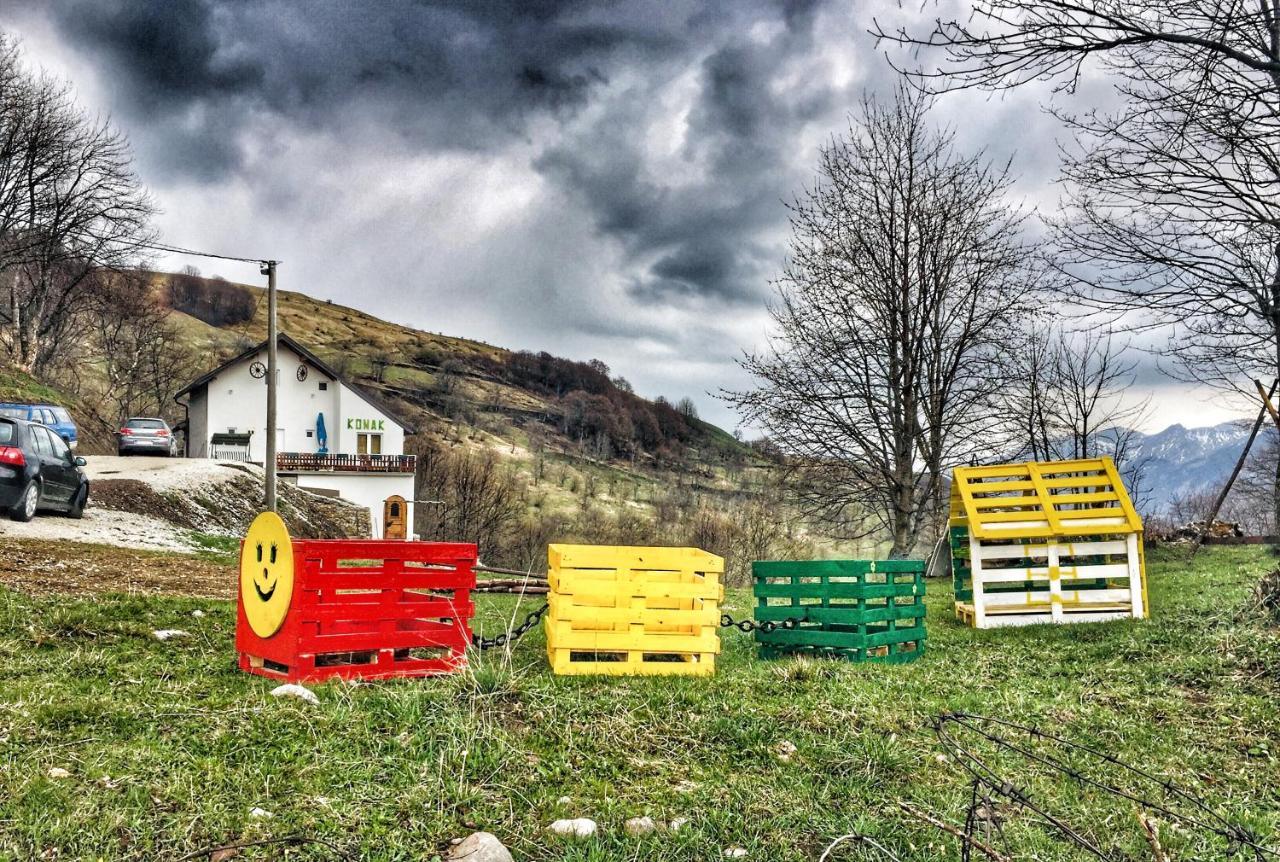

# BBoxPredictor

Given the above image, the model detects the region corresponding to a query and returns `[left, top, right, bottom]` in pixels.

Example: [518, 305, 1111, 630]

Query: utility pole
[262, 260, 279, 512]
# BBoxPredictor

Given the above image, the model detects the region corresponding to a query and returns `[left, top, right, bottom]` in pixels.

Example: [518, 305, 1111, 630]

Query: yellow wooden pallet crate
[545, 544, 724, 676]
[949, 457, 1148, 629]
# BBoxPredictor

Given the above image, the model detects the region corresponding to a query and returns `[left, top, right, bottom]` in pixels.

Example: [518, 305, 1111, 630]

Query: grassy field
[2, 546, 1279, 861]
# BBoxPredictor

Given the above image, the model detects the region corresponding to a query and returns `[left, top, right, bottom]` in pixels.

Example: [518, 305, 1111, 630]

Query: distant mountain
[1116, 421, 1252, 513]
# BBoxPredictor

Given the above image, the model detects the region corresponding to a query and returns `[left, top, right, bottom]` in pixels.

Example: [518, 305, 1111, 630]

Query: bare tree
[413, 443, 524, 558]
[676, 397, 699, 422]
[726, 86, 1043, 555]
[0, 34, 154, 374]
[1229, 429, 1280, 535]
[1007, 326, 1152, 503]
[86, 270, 196, 424]
[876, 0, 1280, 526]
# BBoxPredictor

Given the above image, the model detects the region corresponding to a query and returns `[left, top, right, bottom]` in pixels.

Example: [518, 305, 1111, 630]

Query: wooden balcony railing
[276, 452, 417, 474]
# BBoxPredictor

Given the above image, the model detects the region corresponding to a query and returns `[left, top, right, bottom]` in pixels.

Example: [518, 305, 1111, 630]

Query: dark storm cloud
[32, 0, 689, 174]
[16, 0, 836, 307]
[1, 0, 1223, 431]
[536, 10, 844, 305]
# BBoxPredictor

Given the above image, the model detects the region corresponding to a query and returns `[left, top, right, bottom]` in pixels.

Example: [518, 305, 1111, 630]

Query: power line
[81, 229, 278, 267]
[135, 240, 276, 266]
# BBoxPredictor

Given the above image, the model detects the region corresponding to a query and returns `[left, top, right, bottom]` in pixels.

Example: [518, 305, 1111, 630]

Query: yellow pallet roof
[950, 456, 1142, 540]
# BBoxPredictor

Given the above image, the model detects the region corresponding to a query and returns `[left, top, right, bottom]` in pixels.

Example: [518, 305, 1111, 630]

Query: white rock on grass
[624, 816, 657, 836]
[556, 795, 571, 806]
[669, 817, 690, 832]
[548, 818, 597, 838]
[774, 740, 797, 763]
[152, 629, 189, 641]
[47, 767, 70, 779]
[446, 831, 513, 862]
[724, 848, 749, 858]
[270, 683, 319, 705]
[191, 610, 206, 618]
[248, 806, 273, 819]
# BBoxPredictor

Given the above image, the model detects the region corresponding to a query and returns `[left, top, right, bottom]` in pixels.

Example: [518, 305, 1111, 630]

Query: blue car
[0, 403, 78, 449]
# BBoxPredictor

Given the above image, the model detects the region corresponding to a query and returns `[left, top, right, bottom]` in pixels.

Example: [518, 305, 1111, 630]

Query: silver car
[117, 417, 178, 456]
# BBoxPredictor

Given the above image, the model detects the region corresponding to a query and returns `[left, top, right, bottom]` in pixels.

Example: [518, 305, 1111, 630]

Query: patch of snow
[0, 508, 200, 553]
[83, 456, 253, 492]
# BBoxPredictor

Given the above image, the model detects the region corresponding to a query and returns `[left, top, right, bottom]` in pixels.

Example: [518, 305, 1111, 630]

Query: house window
[357, 433, 382, 455]
[319, 382, 328, 391]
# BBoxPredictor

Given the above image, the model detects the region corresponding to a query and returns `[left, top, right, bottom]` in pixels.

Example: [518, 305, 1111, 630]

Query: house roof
[174, 332, 415, 433]
[948, 456, 1142, 540]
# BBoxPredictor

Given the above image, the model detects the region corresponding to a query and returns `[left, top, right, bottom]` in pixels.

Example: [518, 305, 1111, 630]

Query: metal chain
[719, 612, 806, 633]
[471, 602, 549, 651]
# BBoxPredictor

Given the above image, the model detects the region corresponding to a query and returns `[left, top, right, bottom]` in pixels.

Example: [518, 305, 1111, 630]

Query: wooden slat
[976, 539, 1129, 560]
[971, 495, 1043, 509]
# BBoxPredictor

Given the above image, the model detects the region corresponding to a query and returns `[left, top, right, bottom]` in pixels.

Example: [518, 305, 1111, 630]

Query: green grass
[186, 533, 241, 565]
[2, 546, 1279, 860]
[0, 367, 72, 406]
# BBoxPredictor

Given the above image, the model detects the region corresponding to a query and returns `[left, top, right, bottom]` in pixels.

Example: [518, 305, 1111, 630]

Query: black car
[0, 416, 89, 522]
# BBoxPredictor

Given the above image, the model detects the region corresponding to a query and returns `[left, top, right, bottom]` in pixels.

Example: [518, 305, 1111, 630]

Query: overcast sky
[0, 0, 1247, 434]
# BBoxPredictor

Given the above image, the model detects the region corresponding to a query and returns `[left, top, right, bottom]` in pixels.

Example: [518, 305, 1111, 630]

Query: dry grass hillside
[157, 272, 754, 468]
[9, 270, 861, 571]
[152, 272, 861, 571]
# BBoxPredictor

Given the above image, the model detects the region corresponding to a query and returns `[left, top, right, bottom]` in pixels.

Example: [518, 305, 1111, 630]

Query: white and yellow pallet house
[949, 457, 1147, 628]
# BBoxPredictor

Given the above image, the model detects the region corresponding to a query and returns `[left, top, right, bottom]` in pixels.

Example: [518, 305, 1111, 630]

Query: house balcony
[276, 452, 417, 474]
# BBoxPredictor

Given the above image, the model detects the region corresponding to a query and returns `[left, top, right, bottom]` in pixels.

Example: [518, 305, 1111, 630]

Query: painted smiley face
[253, 541, 279, 600]
[239, 511, 294, 638]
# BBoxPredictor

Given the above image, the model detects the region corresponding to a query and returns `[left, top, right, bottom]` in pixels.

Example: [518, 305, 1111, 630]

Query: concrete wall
[295, 472, 415, 538]
[186, 390, 209, 457]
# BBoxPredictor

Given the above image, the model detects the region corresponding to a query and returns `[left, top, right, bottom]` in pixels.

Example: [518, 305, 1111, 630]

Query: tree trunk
[1272, 417, 1280, 534]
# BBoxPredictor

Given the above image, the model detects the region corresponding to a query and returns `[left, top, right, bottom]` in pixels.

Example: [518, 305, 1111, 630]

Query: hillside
[0, 366, 117, 452]
[146, 271, 847, 572]
[156, 272, 755, 468]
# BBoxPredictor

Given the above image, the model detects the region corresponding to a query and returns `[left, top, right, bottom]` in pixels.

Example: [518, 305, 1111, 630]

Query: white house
[175, 333, 416, 539]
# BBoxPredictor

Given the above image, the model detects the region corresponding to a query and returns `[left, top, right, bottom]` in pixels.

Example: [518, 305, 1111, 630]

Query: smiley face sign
[239, 511, 294, 638]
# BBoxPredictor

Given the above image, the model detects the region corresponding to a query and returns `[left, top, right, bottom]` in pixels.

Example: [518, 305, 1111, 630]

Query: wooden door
[383, 495, 407, 539]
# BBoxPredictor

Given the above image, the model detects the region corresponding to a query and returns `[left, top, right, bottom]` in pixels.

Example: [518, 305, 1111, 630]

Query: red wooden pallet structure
[236, 539, 477, 682]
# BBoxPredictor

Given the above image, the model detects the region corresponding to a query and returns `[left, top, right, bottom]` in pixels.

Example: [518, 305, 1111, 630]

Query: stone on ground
[446, 832, 513, 862]
[270, 683, 319, 705]
[548, 818, 597, 837]
[624, 816, 656, 836]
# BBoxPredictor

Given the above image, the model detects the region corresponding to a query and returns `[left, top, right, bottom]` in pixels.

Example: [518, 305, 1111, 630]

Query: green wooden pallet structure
[751, 559, 926, 664]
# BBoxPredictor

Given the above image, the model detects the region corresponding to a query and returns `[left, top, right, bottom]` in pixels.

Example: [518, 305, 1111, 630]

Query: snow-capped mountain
[1115, 421, 1253, 512]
